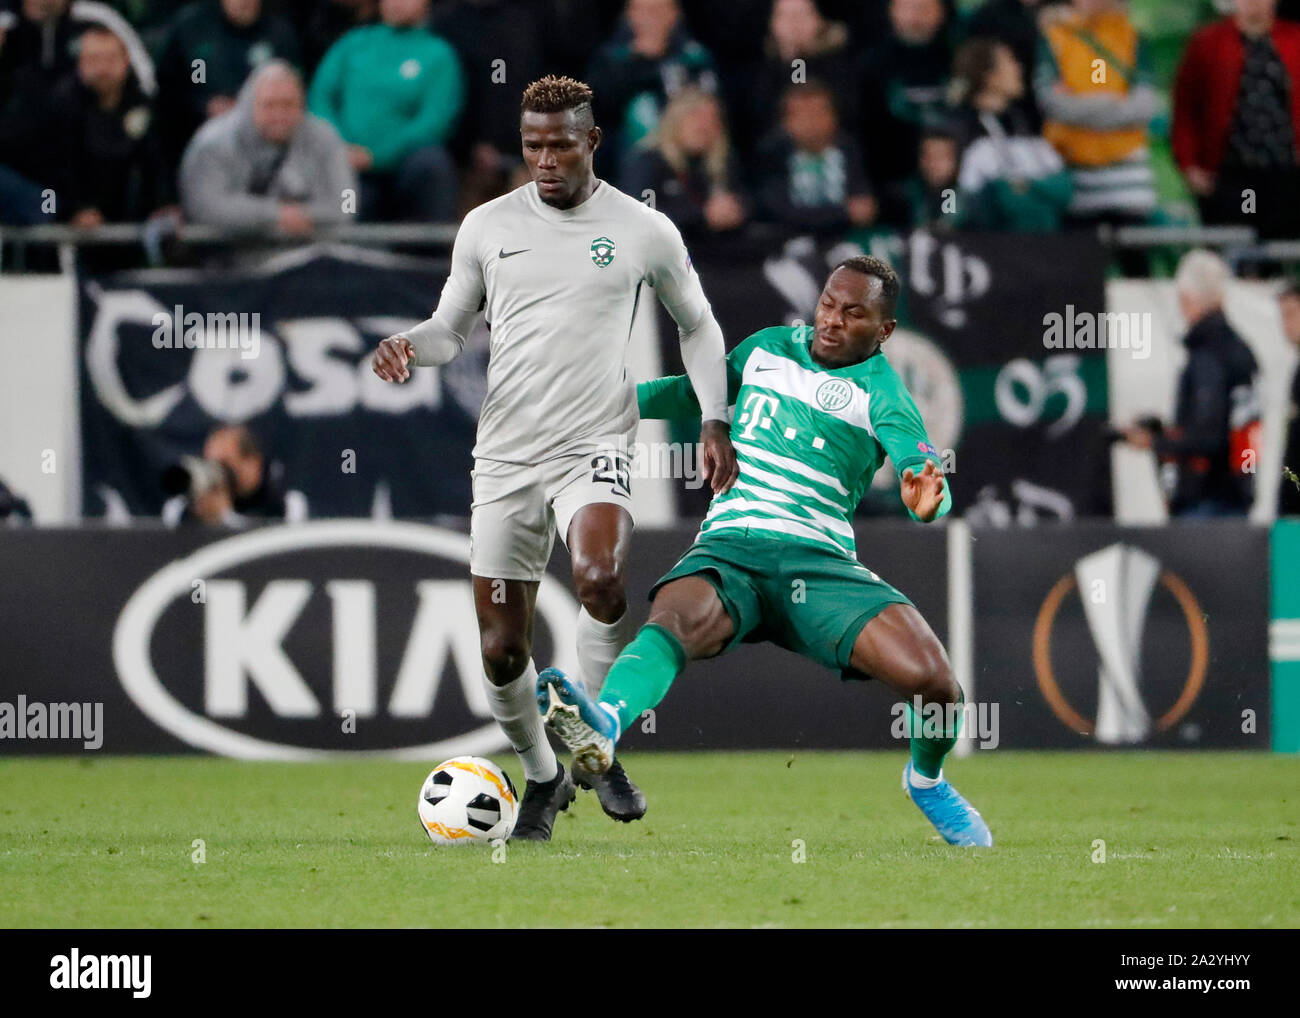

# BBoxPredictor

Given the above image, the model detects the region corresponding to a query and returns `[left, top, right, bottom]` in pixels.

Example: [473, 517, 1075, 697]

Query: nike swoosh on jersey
[498, 248, 530, 259]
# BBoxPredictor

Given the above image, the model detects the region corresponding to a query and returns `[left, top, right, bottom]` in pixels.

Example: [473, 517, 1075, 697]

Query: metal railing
[0, 221, 460, 272]
[3, 221, 1296, 274]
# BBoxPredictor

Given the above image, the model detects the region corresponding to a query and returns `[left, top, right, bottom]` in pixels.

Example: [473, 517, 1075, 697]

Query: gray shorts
[469, 435, 637, 581]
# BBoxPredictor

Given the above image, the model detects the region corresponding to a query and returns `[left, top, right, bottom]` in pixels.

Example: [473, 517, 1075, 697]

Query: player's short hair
[833, 256, 900, 316]
[1280, 280, 1300, 303]
[520, 75, 596, 130]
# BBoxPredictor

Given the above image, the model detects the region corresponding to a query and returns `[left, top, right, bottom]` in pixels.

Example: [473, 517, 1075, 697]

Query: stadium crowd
[1, 0, 1298, 527]
[2, 0, 1300, 245]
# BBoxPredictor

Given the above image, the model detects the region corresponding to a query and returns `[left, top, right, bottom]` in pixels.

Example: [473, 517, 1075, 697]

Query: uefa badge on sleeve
[590, 236, 616, 268]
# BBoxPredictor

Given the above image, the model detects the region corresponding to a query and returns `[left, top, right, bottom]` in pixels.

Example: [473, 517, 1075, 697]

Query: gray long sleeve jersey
[404, 179, 730, 464]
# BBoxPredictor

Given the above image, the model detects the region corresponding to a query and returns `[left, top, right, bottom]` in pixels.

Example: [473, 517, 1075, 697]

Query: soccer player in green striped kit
[538, 255, 992, 846]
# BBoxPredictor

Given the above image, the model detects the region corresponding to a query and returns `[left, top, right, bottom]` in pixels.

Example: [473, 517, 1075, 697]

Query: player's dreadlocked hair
[835, 256, 900, 315]
[520, 75, 596, 130]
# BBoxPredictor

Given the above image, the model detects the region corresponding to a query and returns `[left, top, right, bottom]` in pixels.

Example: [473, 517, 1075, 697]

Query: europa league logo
[1033, 543, 1208, 743]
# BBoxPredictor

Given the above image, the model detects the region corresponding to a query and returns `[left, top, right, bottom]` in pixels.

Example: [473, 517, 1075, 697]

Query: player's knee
[571, 558, 626, 618]
[648, 605, 725, 659]
[910, 645, 959, 705]
[479, 628, 530, 686]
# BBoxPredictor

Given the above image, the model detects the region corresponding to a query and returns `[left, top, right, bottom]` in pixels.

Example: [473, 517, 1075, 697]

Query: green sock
[906, 692, 965, 779]
[598, 624, 687, 736]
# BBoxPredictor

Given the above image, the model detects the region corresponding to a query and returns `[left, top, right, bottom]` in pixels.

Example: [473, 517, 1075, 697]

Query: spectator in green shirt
[308, 0, 463, 221]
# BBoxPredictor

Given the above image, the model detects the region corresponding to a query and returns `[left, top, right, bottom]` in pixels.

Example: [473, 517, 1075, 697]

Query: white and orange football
[417, 756, 519, 845]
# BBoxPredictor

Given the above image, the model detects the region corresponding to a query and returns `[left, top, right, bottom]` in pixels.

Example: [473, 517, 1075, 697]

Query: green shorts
[649, 530, 914, 678]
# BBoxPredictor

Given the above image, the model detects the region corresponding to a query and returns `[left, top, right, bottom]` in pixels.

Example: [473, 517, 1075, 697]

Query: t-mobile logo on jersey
[737, 393, 780, 439]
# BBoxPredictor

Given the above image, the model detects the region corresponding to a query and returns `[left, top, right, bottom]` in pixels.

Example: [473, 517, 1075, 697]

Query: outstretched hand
[901, 460, 946, 522]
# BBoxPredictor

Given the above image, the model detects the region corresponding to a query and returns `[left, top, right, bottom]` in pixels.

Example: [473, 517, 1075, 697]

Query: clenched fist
[372, 335, 415, 383]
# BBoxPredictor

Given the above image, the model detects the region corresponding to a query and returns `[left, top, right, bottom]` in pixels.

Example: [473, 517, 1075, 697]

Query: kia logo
[112, 521, 579, 760]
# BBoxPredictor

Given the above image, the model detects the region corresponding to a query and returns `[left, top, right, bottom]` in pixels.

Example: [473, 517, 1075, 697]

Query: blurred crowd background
[3, 0, 1300, 259]
[4, 0, 1300, 530]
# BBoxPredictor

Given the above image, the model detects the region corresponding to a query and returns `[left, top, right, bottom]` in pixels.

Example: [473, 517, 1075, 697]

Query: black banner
[78, 233, 1110, 526]
[78, 246, 483, 519]
[0, 520, 1274, 756]
[0, 521, 945, 757]
[971, 522, 1270, 748]
[672, 232, 1113, 521]
[904, 230, 1113, 520]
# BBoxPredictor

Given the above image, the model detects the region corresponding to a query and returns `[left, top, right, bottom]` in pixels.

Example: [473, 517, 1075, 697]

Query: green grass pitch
[1, 751, 1296, 928]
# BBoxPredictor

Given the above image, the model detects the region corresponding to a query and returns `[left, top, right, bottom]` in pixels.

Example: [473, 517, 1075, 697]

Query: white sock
[575, 605, 634, 697]
[483, 660, 557, 783]
[909, 767, 943, 789]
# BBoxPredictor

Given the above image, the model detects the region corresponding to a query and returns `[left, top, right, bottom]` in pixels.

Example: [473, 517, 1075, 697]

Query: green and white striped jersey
[638, 324, 950, 558]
